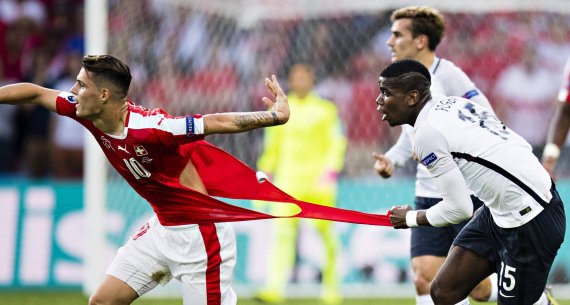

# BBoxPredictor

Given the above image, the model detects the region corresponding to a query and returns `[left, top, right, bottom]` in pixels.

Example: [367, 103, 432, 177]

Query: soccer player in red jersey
[0, 55, 290, 305]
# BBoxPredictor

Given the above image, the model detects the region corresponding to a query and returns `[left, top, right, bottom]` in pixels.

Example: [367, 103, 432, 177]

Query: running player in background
[0, 55, 290, 305]
[381, 59, 565, 305]
[371, 6, 497, 304]
[543, 56, 570, 178]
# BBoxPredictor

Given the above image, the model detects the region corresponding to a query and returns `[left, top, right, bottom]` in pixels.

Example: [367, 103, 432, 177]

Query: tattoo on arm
[233, 112, 274, 129]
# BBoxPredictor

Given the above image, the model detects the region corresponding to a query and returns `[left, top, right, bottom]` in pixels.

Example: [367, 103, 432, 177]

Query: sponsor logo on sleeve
[186, 116, 194, 137]
[421, 152, 438, 167]
[462, 89, 479, 100]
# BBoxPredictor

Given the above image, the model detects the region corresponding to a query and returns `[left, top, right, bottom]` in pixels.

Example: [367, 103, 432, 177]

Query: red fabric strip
[187, 141, 392, 226]
[199, 223, 222, 305]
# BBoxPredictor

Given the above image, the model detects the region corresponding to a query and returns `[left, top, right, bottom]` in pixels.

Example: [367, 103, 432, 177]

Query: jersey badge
[134, 145, 148, 156]
[462, 89, 480, 100]
[100, 136, 114, 151]
[118, 145, 130, 154]
[421, 152, 438, 167]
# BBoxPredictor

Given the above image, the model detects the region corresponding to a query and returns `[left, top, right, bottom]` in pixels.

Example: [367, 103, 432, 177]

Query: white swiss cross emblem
[134, 145, 148, 156]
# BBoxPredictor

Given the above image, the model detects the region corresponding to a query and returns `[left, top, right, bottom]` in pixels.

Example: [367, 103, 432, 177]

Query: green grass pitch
[0, 291, 569, 305]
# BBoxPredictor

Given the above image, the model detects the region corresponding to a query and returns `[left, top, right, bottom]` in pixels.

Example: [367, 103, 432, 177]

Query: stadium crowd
[1, 0, 569, 179]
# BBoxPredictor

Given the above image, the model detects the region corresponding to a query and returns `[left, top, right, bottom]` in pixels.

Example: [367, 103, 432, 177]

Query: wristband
[271, 111, 279, 126]
[543, 143, 560, 160]
[405, 210, 419, 228]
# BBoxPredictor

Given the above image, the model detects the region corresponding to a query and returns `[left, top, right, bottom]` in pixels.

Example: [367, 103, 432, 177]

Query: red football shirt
[56, 92, 391, 226]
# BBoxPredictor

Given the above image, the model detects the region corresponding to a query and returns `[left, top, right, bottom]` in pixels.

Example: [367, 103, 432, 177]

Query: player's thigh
[411, 255, 446, 281]
[105, 243, 165, 297]
[90, 274, 140, 305]
[434, 245, 494, 295]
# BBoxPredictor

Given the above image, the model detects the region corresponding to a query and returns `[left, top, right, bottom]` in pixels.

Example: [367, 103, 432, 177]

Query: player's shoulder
[434, 58, 469, 79]
[128, 101, 183, 131]
[128, 101, 173, 117]
[423, 95, 465, 126]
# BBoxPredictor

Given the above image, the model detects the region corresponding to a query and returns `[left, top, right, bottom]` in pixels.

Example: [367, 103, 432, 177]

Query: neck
[410, 94, 431, 126]
[415, 52, 436, 70]
[93, 101, 129, 135]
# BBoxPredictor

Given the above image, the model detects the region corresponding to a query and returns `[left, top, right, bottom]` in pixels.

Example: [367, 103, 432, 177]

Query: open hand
[262, 75, 289, 125]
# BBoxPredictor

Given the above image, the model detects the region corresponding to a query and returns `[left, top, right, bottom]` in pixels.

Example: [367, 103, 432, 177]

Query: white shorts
[107, 215, 237, 305]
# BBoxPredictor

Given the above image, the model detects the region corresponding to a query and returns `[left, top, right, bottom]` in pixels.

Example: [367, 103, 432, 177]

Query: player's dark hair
[82, 55, 131, 99]
[391, 6, 445, 51]
[380, 59, 431, 100]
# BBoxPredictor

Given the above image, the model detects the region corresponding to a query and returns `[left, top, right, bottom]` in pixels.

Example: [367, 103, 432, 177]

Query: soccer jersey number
[123, 158, 151, 179]
[458, 102, 510, 140]
[499, 261, 516, 292]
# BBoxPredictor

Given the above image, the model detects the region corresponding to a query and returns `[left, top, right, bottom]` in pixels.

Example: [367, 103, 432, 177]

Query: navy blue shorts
[410, 195, 484, 257]
[453, 186, 566, 305]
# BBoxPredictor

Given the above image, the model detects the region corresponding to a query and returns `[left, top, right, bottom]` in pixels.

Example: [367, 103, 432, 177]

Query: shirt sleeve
[55, 91, 78, 118]
[155, 114, 205, 146]
[436, 66, 496, 116]
[413, 122, 456, 178]
[425, 166, 473, 226]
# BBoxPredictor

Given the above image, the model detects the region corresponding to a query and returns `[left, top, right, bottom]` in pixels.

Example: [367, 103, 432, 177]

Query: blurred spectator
[494, 44, 558, 151]
[0, 63, 16, 174]
[50, 51, 84, 179]
[0, 0, 46, 25]
[17, 48, 55, 178]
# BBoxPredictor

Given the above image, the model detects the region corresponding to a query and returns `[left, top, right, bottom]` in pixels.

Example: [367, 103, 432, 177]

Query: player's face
[386, 19, 421, 62]
[70, 68, 104, 119]
[376, 77, 412, 126]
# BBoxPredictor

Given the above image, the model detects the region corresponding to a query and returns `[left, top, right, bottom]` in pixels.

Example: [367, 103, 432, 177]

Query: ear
[99, 88, 110, 104]
[415, 34, 428, 50]
[407, 90, 420, 107]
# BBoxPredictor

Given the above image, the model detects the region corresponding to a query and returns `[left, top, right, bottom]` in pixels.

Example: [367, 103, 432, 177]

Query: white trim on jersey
[126, 112, 205, 137]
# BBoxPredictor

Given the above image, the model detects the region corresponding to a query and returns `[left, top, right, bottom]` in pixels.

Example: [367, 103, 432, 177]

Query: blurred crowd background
[1, 0, 569, 180]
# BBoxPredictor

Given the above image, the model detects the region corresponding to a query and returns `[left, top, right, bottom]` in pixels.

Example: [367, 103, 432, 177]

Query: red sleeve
[55, 92, 79, 118]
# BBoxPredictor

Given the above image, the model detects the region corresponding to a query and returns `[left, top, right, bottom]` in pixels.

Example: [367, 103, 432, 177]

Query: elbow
[452, 203, 473, 224]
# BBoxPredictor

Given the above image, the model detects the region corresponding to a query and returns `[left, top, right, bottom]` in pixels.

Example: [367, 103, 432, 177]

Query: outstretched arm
[203, 75, 289, 135]
[0, 83, 60, 112]
[543, 102, 570, 176]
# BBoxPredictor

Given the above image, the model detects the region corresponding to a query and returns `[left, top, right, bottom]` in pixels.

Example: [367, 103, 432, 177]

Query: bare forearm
[0, 83, 58, 111]
[547, 103, 570, 147]
[203, 111, 283, 135]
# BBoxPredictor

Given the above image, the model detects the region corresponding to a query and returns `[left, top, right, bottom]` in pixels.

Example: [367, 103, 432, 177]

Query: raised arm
[542, 102, 570, 176]
[203, 75, 289, 135]
[0, 83, 60, 112]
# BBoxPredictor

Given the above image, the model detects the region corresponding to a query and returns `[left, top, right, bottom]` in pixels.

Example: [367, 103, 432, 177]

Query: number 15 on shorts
[499, 261, 516, 296]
